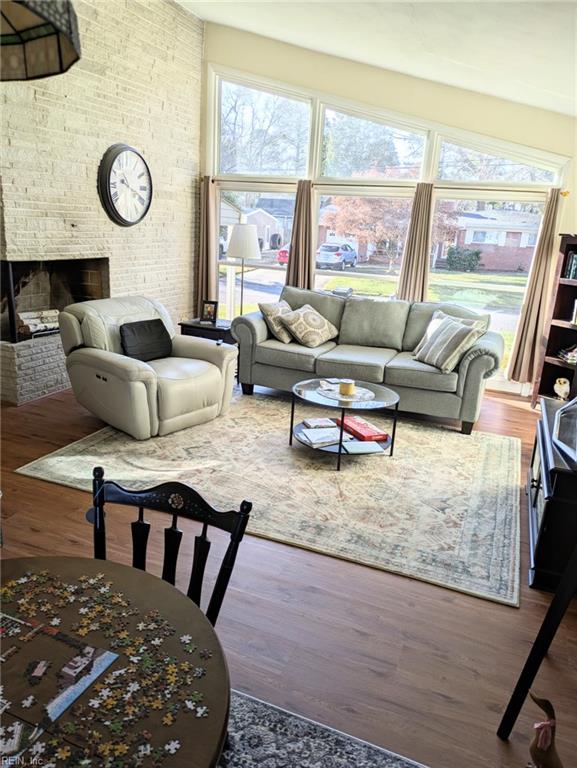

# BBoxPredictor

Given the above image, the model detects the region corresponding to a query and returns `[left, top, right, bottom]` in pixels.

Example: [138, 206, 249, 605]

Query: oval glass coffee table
[289, 378, 400, 471]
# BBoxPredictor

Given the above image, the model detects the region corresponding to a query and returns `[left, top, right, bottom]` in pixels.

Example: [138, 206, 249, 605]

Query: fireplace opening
[1, 258, 110, 343]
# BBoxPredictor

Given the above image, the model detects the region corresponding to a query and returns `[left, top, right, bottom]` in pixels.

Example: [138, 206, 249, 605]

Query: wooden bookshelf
[532, 234, 577, 406]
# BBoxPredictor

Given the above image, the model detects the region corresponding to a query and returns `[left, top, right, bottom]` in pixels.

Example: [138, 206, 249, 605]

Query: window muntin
[218, 190, 296, 317]
[218, 80, 311, 177]
[437, 140, 556, 184]
[314, 194, 413, 296]
[321, 108, 425, 180]
[429, 199, 545, 370]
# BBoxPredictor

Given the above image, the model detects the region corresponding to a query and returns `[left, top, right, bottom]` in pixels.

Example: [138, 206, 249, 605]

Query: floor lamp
[226, 224, 261, 316]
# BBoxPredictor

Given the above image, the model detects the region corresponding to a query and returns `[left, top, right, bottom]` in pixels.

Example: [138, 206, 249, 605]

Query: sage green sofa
[231, 286, 504, 433]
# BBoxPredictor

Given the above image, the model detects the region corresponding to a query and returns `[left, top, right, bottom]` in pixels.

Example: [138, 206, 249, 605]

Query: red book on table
[335, 415, 389, 441]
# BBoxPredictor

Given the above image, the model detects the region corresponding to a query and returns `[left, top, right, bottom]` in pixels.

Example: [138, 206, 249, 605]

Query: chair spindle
[131, 506, 150, 571]
[162, 514, 183, 585]
[93, 466, 106, 560]
[187, 522, 211, 606]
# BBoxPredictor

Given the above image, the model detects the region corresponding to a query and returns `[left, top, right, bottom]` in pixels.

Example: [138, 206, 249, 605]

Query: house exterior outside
[442, 209, 541, 272]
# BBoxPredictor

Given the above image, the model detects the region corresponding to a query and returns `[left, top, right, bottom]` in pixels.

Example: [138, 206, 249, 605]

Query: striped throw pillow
[414, 309, 490, 355]
[414, 316, 485, 373]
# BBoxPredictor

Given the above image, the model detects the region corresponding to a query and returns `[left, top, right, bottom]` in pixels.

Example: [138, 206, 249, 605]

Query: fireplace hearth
[1, 258, 110, 405]
[1, 258, 110, 343]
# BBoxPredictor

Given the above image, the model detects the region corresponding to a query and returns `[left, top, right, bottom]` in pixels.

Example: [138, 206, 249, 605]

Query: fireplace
[1, 258, 110, 342]
[0, 258, 110, 405]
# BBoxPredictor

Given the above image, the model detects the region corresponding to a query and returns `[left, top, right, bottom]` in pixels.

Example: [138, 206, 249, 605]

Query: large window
[429, 198, 545, 370]
[210, 69, 567, 392]
[321, 108, 425, 180]
[219, 80, 311, 177]
[314, 194, 413, 297]
[437, 140, 556, 184]
[218, 190, 296, 317]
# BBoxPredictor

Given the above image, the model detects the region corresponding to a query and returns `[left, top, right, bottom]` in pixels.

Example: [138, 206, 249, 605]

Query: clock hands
[119, 174, 146, 205]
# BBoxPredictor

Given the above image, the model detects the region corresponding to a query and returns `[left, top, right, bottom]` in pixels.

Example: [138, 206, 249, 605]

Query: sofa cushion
[338, 297, 410, 350]
[255, 339, 336, 372]
[316, 345, 397, 383]
[281, 286, 346, 330]
[384, 352, 458, 392]
[120, 318, 172, 361]
[259, 300, 293, 343]
[402, 302, 491, 351]
[148, 358, 222, 421]
[280, 304, 338, 348]
[414, 316, 486, 373]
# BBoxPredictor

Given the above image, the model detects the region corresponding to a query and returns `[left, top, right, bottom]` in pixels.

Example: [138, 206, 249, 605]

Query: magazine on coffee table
[300, 427, 354, 448]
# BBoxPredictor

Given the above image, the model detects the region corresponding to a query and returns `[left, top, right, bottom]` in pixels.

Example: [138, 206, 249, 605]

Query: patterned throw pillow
[279, 304, 338, 348]
[414, 309, 490, 355]
[259, 300, 293, 344]
[414, 316, 485, 373]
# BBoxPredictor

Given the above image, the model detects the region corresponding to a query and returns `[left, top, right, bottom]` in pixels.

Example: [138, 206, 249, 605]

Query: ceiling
[176, 1, 576, 116]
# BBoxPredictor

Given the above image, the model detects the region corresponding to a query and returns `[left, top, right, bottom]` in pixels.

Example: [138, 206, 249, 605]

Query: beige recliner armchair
[59, 296, 237, 440]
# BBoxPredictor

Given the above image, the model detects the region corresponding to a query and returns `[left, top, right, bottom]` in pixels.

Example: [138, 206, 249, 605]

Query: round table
[289, 378, 400, 471]
[0, 557, 229, 767]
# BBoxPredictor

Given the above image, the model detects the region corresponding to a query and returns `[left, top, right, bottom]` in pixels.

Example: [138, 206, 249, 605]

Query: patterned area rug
[223, 691, 427, 767]
[16, 392, 520, 605]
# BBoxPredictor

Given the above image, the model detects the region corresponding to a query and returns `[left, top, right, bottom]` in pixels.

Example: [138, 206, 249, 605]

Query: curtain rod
[211, 177, 553, 196]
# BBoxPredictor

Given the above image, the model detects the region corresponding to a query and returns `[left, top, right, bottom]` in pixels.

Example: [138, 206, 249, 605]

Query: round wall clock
[97, 144, 153, 227]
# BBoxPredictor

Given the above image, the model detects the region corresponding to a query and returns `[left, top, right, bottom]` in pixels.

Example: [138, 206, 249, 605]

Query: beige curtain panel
[396, 182, 434, 302]
[286, 180, 314, 290]
[195, 175, 218, 317]
[507, 187, 561, 384]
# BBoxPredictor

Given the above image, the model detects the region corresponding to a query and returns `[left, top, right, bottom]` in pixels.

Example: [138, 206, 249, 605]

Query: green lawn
[322, 271, 526, 311]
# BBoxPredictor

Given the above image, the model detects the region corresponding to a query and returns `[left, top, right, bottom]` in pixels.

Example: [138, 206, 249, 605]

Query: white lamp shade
[226, 224, 261, 261]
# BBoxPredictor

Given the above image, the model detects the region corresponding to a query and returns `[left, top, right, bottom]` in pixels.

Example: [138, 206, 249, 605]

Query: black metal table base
[289, 393, 399, 471]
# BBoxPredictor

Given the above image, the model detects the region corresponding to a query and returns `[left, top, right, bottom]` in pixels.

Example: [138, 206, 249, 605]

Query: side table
[179, 318, 236, 345]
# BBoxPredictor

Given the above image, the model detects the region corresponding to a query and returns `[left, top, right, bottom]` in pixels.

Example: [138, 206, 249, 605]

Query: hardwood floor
[1, 389, 576, 768]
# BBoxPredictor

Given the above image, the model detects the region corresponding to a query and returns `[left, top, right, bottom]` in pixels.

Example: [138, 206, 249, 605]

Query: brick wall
[0, 337, 69, 405]
[1, 0, 203, 325]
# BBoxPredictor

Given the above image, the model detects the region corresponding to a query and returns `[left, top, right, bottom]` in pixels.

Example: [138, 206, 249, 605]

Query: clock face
[98, 144, 153, 226]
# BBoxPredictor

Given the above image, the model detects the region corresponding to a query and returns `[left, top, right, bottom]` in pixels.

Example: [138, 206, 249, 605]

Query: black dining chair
[87, 466, 252, 626]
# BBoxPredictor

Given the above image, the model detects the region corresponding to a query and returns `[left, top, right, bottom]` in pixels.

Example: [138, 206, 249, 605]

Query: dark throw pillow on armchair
[120, 318, 172, 361]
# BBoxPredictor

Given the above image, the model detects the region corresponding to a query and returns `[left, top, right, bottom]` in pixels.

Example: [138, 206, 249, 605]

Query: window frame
[215, 74, 314, 182]
[206, 64, 570, 192]
[316, 102, 429, 183]
[433, 135, 561, 188]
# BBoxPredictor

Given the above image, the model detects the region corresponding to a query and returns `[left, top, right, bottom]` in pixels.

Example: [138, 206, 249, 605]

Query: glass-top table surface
[292, 378, 400, 410]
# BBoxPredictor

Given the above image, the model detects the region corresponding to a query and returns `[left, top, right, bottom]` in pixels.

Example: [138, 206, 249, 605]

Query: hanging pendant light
[1, 0, 81, 81]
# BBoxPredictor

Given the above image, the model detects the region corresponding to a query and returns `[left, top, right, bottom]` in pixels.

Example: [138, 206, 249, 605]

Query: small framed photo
[200, 300, 218, 325]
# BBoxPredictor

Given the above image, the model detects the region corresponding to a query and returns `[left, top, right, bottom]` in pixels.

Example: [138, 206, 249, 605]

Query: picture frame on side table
[200, 300, 218, 325]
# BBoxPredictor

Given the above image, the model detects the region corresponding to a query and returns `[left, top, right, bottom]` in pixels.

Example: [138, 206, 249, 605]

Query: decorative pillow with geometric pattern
[414, 315, 486, 373]
[259, 300, 293, 344]
[279, 304, 339, 348]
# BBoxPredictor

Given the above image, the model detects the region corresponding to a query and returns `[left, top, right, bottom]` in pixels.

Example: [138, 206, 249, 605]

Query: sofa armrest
[231, 312, 269, 384]
[458, 331, 504, 381]
[66, 348, 158, 439]
[231, 312, 269, 346]
[171, 335, 238, 370]
[67, 348, 157, 382]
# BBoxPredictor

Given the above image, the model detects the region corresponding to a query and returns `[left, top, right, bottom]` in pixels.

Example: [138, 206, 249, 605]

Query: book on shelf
[302, 417, 336, 429]
[558, 343, 577, 365]
[343, 441, 385, 454]
[572, 299, 577, 325]
[335, 415, 389, 442]
[564, 251, 577, 279]
[299, 427, 354, 448]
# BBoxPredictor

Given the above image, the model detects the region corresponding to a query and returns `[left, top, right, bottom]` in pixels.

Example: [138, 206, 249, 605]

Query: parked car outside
[316, 243, 358, 270]
[277, 246, 290, 265]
